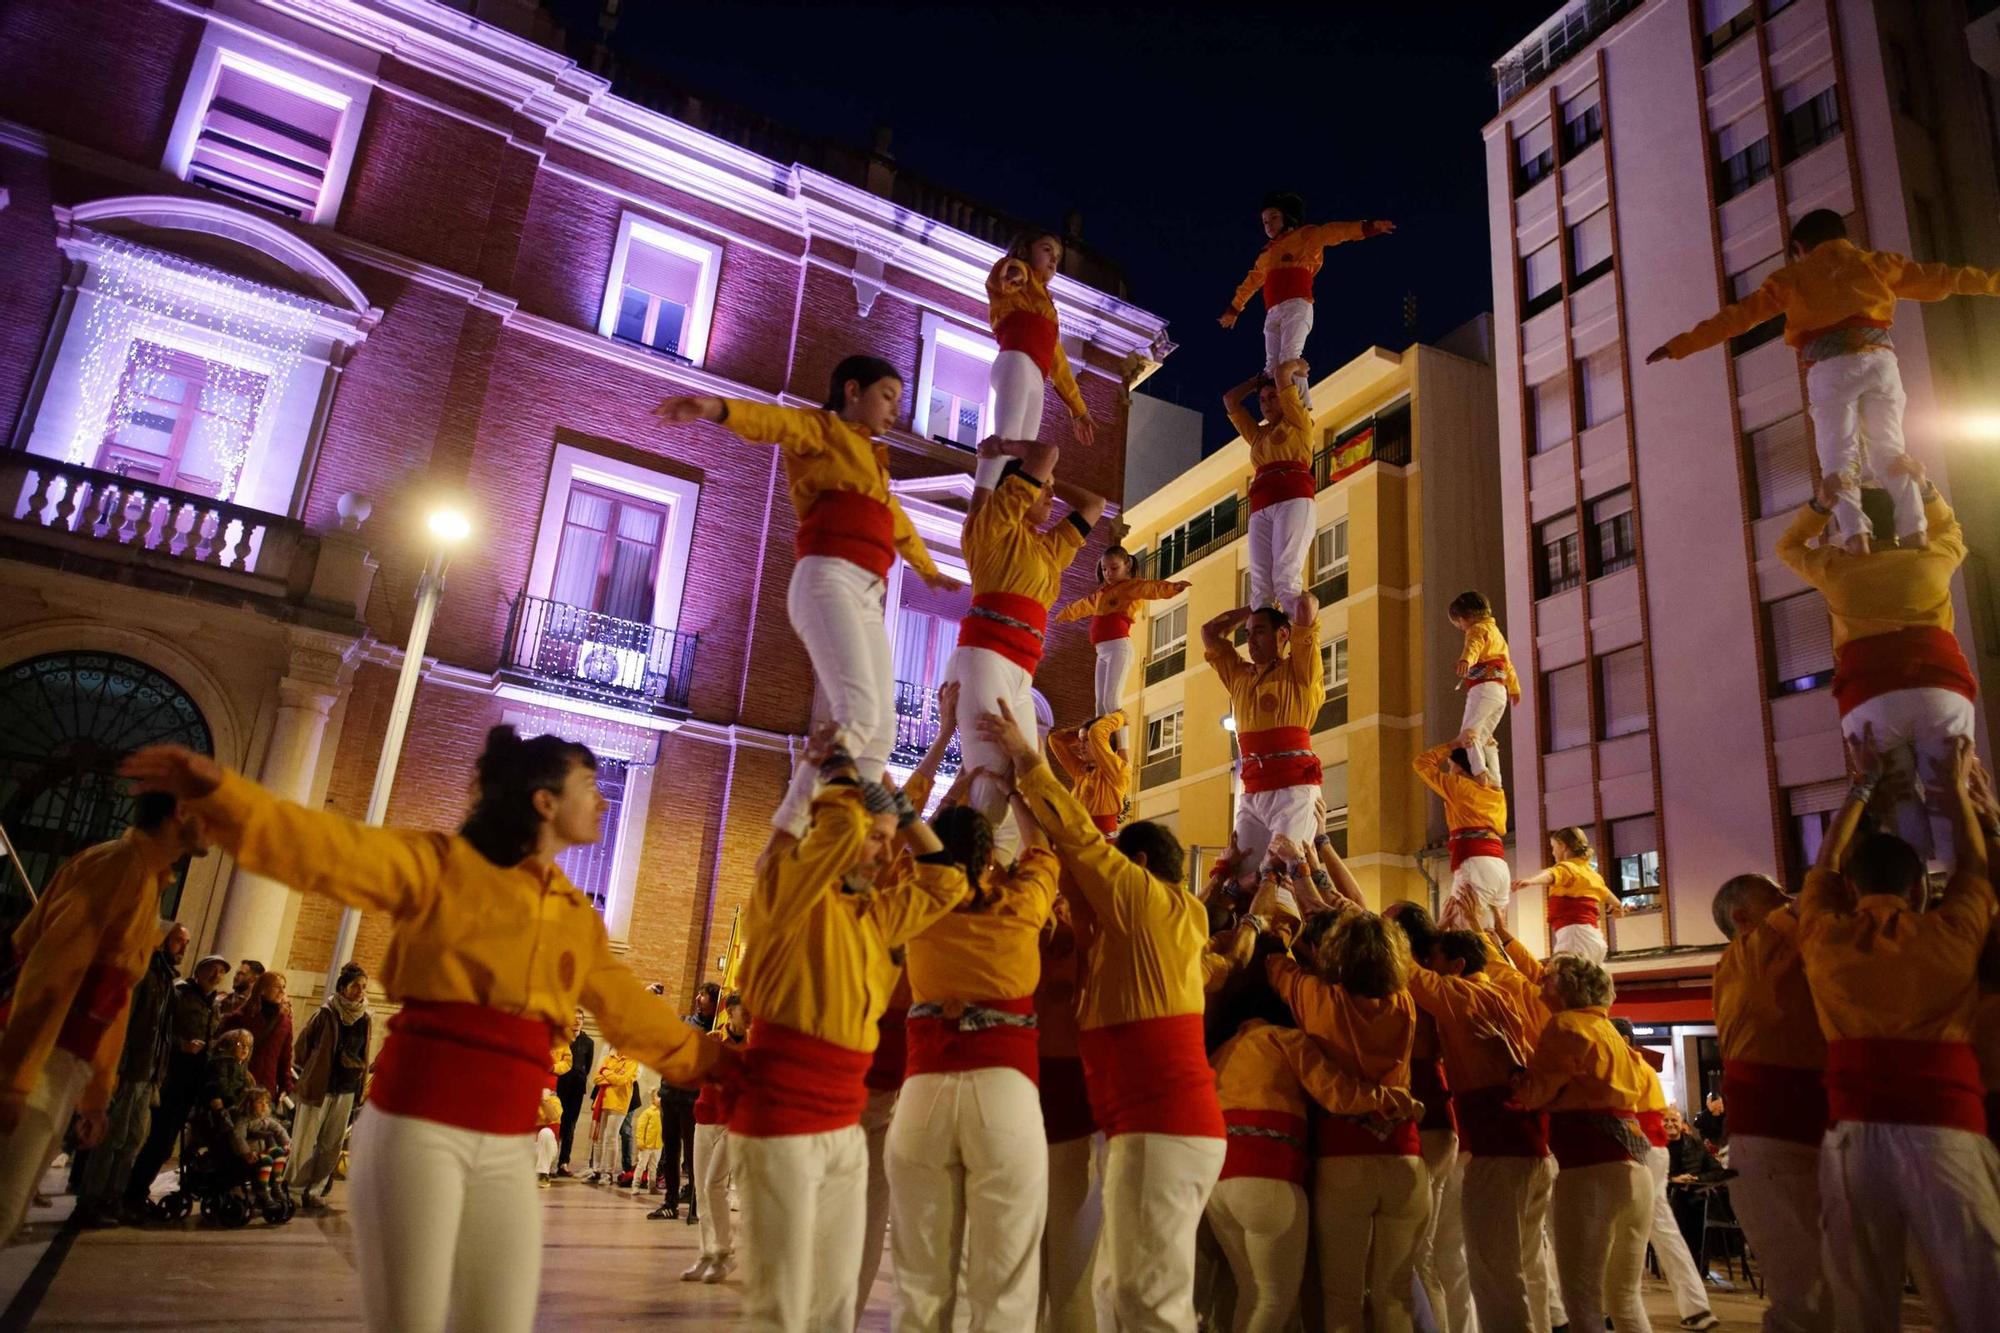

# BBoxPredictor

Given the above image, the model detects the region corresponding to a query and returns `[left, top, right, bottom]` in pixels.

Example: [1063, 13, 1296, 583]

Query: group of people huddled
[1, 192, 1998, 1333]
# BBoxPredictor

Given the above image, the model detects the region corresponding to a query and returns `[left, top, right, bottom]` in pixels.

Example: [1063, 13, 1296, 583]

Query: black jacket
[556, 1030, 594, 1101]
[117, 948, 179, 1083]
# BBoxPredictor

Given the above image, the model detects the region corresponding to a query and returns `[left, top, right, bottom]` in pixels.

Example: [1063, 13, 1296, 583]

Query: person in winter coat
[217, 969, 294, 1098]
[554, 1014, 592, 1178]
[291, 963, 372, 1205]
[75, 922, 187, 1222]
[125, 951, 230, 1210]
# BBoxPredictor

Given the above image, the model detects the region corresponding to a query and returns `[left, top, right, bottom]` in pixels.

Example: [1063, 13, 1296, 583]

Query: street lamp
[322, 501, 471, 997]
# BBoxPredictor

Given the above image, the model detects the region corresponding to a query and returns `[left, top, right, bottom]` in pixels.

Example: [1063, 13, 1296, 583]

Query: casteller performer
[980, 229, 1097, 490]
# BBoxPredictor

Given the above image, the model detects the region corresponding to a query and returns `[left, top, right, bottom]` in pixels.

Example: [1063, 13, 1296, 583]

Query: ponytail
[930, 804, 996, 907]
[460, 725, 596, 867]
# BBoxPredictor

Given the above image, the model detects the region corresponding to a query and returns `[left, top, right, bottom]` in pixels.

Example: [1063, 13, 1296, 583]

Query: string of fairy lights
[64, 235, 319, 501]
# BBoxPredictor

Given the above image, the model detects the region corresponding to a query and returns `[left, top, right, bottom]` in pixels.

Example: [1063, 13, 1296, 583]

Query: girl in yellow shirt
[980, 230, 1097, 490]
[1052, 545, 1189, 724]
[1514, 828, 1624, 965]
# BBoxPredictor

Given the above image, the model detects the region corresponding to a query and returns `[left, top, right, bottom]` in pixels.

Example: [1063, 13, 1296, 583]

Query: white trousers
[854, 1087, 897, 1319]
[1644, 1144, 1710, 1319]
[735, 1126, 869, 1332]
[1318, 1152, 1431, 1333]
[1821, 1120, 2000, 1333]
[535, 1126, 559, 1176]
[1552, 923, 1608, 965]
[1458, 683, 1507, 784]
[589, 1111, 624, 1177]
[1043, 1132, 1109, 1333]
[1248, 496, 1315, 613]
[949, 645, 1039, 847]
[694, 1122, 734, 1259]
[1461, 1153, 1556, 1333]
[790, 555, 895, 782]
[1550, 1159, 1653, 1333]
[347, 1107, 542, 1333]
[0, 1048, 90, 1245]
[1094, 638, 1135, 719]
[291, 1092, 355, 1195]
[632, 1147, 660, 1190]
[1205, 1175, 1309, 1333]
[1805, 351, 1921, 543]
[1099, 1132, 1228, 1332]
[1841, 687, 1978, 866]
[1264, 296, 1315, 410]
[1728, 1134, 1829, 1333]
[887, 1068, 1050, 1331]
[1443, 857, 1513, 933]
[1234, 784, 1321, 880]
[980, 350, 1047, 489]
[1413, 1131, 1473, 1333]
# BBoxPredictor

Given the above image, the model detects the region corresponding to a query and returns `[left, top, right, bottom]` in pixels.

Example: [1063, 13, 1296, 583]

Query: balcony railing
[502, 593, 698, 719]
[1139, 751, 1181, 790]
[1493, 0, 1645, 107]
[3, 454, 307, 584]
[1143, 645, 1186, 687]
[889, 679, 961, 773]
[1314, 688, 1350, 734]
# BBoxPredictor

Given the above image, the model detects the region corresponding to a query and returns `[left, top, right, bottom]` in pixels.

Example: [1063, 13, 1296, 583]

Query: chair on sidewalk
[1696, 1181, 1761, 1297]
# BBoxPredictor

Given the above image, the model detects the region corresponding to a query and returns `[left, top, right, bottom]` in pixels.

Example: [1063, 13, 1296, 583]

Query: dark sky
[564, 1, 1558, 448]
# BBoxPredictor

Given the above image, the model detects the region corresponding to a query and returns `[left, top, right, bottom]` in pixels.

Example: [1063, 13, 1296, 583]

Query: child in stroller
[153, 1032, 294, 1226]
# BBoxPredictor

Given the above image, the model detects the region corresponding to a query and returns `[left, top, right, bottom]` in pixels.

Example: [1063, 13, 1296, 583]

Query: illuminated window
[95, 343, 268, 498]
[915, 313, 996, 449]
[600, 214, 725, 366]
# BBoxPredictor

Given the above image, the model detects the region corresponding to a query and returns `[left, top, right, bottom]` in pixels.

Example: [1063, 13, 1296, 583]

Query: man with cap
[124, 950, 232, 1211]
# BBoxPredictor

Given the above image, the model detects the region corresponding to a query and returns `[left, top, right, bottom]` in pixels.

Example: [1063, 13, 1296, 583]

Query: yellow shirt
[188, 772, 718, 1088]
[0, 830, 179, 1113]
[717, 400, 939, 579]
[1663, 239, 2000, 357]
[1229, 220, 1375, 313]
[1048, 712, 1129, 823]
[1548, 858, 1617, 907]
[907, 849, 1059, 1004]
[1264, 957, 1416, 1090]
[1414, 741, 1508, 835]
[1714, 904, 1825, 1071]
[1054, 579, 1187, 625]
[1015, 761, 1208, 1029]
[1797, 867, 1993, 1045]
[1512, 1007, 1653, 1112]
[1458, 616, 1521, 701]
[964, 470, 1089, 605]
[1406, 967, 1536, 1094]
[1223, 382, 1313, 471]
[986, 257, 1089, 420]
[1206, 615, 1324, 734]
[1486, 937, 1552, 1037]
[594, 1052, 638, 1113]
[1776, 494, 1965, 649]
[740, 787, 968, 1052]
[633, 1102, 663, 1150]
[1212, 1018, 1397, 1118]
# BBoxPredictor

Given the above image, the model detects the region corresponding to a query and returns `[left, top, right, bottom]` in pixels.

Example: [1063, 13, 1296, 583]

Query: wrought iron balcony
[502, 593, 698, 719]
[888, 679, 961, 774]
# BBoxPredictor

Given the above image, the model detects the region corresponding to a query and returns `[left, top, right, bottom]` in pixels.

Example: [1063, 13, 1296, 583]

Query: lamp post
[322, 504, 470, 998]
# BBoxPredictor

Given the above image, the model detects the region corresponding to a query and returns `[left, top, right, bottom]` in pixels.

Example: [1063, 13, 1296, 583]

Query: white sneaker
[680, 1256, 712, 1282]
[702, 1254, 736, 1284]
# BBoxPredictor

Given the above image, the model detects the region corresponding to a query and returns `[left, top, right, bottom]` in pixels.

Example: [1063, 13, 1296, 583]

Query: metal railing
[1143, 645, 1186, 687]
[502, 593, 698, 717]
[889, 679, 961, 773]
[1139, 751, 1181, 790]
[2, 454, 306, 582]
[1492, 0, 1645, 107]
[1314, 688, 1350, 734]
[1135, 493, 1246, 581]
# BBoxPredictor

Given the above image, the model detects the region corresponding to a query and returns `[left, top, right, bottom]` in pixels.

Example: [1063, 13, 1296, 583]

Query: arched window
[0, 651, 214, 924]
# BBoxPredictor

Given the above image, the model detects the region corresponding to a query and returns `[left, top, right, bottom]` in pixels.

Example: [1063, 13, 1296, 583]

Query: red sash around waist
[1039, 1056, 1096, 1143]
[1455, 1084, 1549, 1158]
[1546, 895, 1602, 931]
[796, 490, 896, 579]
[1449, 832, 1506, 872]
[958, 591, 1050, 673]
[1249, 460, 1316, 513]
[995, 309, 1060, 378]
[1238, 726, 1322, 794]
[1636, 1109, 1667, 1148]
[1316, 1111, 1421, 1158]
[54, 961, 141, 1065]
[1221, 1107, 1310, 1183]
[864, 1006, 908, 1093]
[1722, 1059, 1828, 1145]
[1832, 626, 1978, 717]
[1077, 1013, 1225, 1139]
[369, 1001, 554, 1135]
[1263, 266, 1315, 308]
[1826, 1038, 1985, 1134]
[1547, 1108, 1651, 1169]
[1412, 1058, 1456, 1134]
[1090, 614, 1134, 644]
[730, 1021, 873, 1138]
[906, 995, 1039, 1084]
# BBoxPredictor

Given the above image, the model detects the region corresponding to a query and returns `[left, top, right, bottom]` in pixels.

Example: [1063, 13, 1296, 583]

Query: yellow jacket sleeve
[718, 399, 823, 456]
[1774, 502, 1833, 586]
[1664, 277, 1788, 358]
[1229, 258, 1266, 315]
[1048, 727, 1088, 784]
[1881, 253, 2000, 302]
[1055, 591, 1101, 624]
[1131, 580, 1185, 601]
[1017, 761, 1163, 931]
[756, 788, 869, 924]
[864, 857, 971, 951]
[1224, 400, 1262, 442]
[1271, 1025, 1395, 1116]
[1275, 381, 1311, 433]
[1085, 714, 1122, 769]
[1926, 494, 1966, 567]
[1205, 639, 1248, 690]
[890, 496, 940, 581]
[1300, 220, 1370, 252]
[1048, 338, 1089, 422]
[1289, 615, 1323, 692]
[582, 927, 720, 1088]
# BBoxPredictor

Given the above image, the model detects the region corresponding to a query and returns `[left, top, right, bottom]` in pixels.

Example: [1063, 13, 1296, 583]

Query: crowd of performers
[2, 197, 2000, 1333]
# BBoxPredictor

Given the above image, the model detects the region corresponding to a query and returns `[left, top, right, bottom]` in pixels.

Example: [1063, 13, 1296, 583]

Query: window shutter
[1547, 664, 1590, 751]
[1787, 779, 1847, 816]
[1768, 594, 1834, 687]
[1524, 241, 1562, 297]
[1532, 374, 1572, 452]
[622, 240, 703, 307]
[1610, 814, 1657, 860]
[1599, 647, 1648, 738]
[1702, 0, 1751, 30]
[1751, 415, 1814, 516]
[1715, 113, 1763, 162]
[1578, 346, 1625, 427]
[190, 64, 341, 218]
[1570, 210, 1613, 273]
[1516, 120, 1555, 168]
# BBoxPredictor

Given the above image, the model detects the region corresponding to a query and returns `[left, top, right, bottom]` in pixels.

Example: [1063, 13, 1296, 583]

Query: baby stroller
[151, 1103, 294, 1228]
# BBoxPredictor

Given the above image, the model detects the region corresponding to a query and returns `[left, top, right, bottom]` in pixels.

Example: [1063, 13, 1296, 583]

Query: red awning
[1611, 985, 1714, 1026]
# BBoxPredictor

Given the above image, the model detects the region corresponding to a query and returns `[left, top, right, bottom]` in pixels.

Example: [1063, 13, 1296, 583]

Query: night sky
[563, 1, 1559, 448]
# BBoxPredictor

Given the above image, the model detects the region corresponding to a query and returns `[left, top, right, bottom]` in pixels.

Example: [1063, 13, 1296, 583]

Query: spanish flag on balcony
[1324, 425, 1375, 486]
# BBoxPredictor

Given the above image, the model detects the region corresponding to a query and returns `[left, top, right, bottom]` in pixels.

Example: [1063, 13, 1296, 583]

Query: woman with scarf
[291, 962, 371, 1205]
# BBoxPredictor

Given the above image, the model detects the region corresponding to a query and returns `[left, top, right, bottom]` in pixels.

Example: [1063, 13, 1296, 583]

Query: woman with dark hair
[122, 727, 722, 1333]
[981, 229, 1096, 490]
[1054, 546, 1190, 724]
[655, 357, 959, 784]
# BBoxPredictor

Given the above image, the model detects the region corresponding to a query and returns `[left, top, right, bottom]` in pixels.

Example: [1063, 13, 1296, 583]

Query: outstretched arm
[1647, 279, 1785, 363]
[1886, 254, 2000, 303]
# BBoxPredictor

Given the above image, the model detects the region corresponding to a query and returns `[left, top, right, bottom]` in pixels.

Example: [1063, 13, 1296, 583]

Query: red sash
[796, 491, 896, 579]
[54, 962, 140, 1064]
[1249, 460, 1316, 513]
[958, 592, 1050, 673]
[1454, 1084, 1550, 1158]
[1221, 1107, 1310, 1184]
[369, 1001, 554, 1135]
[1077, 1013, 1225, 1139]
[1263, 266, 1314, 307]
[906, 995, 1039, 1084]
[996, 309, 1059, 378]
[1546, 894, 1602, 931]
[1090, 614, 1134, 644]
[1449, 833, 1506, 872]
[1238, 725, 1322, 794]
[1825, 1038, 1985, 1134]
[1412, 1057, 1457, 1135]
[1636, 1109, 1667, 1148]
[1039, 1056, 1096, 1144]
[1547, 1109, 1650, 1169]
[1315, 1112, 1421, 1158]
[1831, 626, 1978, 717]
[864, 1006, 908, 1093]
[1722, 1059, 1828, 1145]
[730, 1021, 873, 1138]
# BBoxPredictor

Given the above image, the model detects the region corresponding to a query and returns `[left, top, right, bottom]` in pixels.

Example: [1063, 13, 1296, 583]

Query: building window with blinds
[1537, 511, 1582, 598]
[1609, 814, 1661, 912]
[1778, 81, 1842, 164]
[180, 58, 347, 220]
[549, 484, 671, 626]
[1141, 707, 1184, 789]
[1701, 0, 1756, 60]
[1766, 593, 1835, 695]
[1576, 344, 1626, 429]
[1714, 113, 1773, 202]
[1315, 635, 1349, 732]
[1597, 645, 1648, 738]
[1310, 519, 1350, 604]
[1746, 414, 1813, 517]
[1515, 118, 1556, 194]
[1588, 489, 1637, 578]
[1567, 209, 1615, 289]
[1530, 373, 1573, 455]
[1544, 663, 1590, 752]
[599, 214, 725, 367]
[1323, 761, 1350, 857]
[1562, 89, 1604, 158]
[1784, 778, 1848, 886]
[1521, 239, 1564, 319]
[1726, 253, 1787, 355]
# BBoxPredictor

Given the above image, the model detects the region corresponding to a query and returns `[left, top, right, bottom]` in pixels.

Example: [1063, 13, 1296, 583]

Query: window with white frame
[528, 443, 702, 633]
[1146, 707, 1185, 760]
[1149, 603, 1189, 659]
[598, 214, 725, 367]
[893, 610, 956, 691]
[1315, 634, 1350, 732]
[1323, 761, 1350, 857]
[1310, 518, 1350, 603]
[915, 313, 997, 448]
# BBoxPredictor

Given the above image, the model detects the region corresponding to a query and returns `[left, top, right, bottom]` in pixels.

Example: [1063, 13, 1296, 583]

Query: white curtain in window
[600, 501, 665, 624]
[894, 611, 952, 690]
[551, 488, 613, 610]
[1547, 663, 1590, 751]
[1751, 414, 1814, 516]
[1599, 647, 1648, 738]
